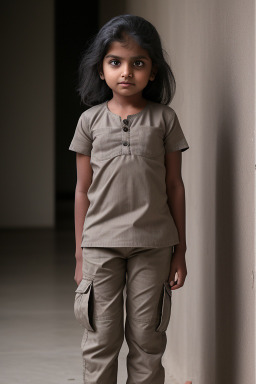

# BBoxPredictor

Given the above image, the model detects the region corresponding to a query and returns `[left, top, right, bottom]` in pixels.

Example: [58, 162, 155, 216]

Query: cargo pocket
[156, 281, 172, 332]
[74, 278, 95, 332]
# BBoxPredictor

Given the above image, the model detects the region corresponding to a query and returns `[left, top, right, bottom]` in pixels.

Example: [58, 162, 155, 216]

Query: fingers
[169, 271, 187, 290]
[169, 252, 187, 290]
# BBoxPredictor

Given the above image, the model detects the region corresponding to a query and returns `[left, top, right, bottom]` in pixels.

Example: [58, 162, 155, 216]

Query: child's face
[100, 36, 156, 100]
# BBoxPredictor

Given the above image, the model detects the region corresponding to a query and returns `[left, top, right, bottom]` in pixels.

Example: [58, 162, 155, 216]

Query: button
[123, 119, 129, 125]
[123, 127, 128, 132]
[123, 141, 129, 146]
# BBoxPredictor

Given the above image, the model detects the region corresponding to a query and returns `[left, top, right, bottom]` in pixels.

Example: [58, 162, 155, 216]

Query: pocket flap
[164, 281, 173, 297]
[156, 281, 172, 332]
[75, 278, 92, 294]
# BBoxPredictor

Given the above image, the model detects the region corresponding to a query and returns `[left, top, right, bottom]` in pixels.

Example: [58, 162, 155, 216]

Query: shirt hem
[81, 240, 179, 248]
[165, 143, 189, 153]
[69, 143, 91, 156]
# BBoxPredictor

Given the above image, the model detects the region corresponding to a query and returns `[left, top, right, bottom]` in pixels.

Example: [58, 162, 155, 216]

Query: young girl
[69, 14, 189, 384]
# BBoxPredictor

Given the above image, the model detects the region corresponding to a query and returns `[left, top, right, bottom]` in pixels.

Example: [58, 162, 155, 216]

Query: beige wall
[125, 1, 255, 383]
[0, 1, 54, 227]
[1, 1, 255, 381]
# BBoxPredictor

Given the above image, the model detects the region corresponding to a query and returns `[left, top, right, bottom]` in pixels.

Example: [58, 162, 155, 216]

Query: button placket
[122, 119, 130, 155]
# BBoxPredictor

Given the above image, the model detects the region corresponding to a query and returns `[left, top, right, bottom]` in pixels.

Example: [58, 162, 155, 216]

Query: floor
[0, 222, 129, 384]
[0, 199, 181, 384]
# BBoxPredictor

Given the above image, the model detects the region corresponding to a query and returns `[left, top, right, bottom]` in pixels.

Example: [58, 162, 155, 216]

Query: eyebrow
[105, 54, 150, 60]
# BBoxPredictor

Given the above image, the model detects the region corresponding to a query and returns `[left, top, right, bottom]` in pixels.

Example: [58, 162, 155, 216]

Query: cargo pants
[74, 246, 174, 384]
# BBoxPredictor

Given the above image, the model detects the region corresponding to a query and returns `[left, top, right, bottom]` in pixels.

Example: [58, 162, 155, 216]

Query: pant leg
[74, 247, 127, 384]
[125, 246, 173, 384]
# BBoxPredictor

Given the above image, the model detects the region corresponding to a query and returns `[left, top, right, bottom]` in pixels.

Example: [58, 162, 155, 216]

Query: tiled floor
[0, 227, 128, 384]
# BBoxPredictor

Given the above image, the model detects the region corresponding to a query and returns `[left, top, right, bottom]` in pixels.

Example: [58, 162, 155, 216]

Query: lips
[118, 82, 134, 85]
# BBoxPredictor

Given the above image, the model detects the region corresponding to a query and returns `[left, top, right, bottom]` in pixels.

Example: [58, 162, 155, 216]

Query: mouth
[118, 82, 135, 85]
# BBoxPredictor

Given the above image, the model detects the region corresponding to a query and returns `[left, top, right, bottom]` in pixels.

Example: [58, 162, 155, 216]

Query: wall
[0, 1, 54, 227]
[56, 1, 99, 200]
[99, 0, 126, 27]
[125, 1, 255, 383]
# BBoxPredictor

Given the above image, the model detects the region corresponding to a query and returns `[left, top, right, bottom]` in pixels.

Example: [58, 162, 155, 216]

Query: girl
[69, 14, 189, 384]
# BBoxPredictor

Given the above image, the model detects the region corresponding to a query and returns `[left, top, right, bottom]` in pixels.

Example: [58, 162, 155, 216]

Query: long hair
[77, 14, 176, 106]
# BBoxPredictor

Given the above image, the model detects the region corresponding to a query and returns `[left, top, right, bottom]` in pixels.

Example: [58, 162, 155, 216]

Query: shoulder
[148, 101, 177, 123]
[79, 101, 107, 123]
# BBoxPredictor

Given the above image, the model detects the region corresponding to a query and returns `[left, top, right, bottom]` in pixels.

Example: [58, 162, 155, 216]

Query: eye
[134, 60, 144, 67]
[109, 59, 120, 66]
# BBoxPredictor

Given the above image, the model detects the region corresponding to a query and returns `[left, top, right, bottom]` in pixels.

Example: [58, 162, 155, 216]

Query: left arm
[165, 150, 187, 289]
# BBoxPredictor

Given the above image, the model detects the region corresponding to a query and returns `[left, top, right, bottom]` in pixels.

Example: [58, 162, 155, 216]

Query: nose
[121, 63, 133, 78]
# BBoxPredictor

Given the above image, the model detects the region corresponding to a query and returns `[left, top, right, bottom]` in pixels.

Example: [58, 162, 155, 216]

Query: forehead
[105, 38, 150, 59]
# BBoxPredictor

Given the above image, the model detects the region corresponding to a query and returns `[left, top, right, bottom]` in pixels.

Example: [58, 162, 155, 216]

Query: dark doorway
[54, 1, 99, 229]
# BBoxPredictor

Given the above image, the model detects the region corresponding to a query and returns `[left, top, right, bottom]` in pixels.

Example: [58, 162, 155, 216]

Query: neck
[109, 94, 147, 110]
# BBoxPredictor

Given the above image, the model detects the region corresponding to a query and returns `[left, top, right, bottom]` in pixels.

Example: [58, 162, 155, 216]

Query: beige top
[69, 100, 189, 248]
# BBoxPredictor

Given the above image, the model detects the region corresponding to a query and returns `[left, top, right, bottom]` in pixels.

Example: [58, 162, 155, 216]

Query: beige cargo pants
[74, 246, 173, 384]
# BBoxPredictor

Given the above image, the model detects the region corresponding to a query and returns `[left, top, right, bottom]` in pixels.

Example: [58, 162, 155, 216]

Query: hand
[74, 250, 83, 286]
[168, 246, 187, 290]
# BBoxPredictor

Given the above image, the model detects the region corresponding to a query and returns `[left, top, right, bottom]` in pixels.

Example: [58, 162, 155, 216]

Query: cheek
[137, 70, 152, 83]
[103, 74, 118, 89]
[105, 73, 116, 83]
[103, 65, 115, 77]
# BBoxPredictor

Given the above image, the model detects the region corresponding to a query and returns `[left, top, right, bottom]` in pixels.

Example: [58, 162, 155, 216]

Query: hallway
[0, 226, 130, 384]
[0, 1, 255, 383]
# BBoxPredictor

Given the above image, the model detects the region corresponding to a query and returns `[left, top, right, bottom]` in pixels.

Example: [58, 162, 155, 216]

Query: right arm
[74, 153, 93, 285]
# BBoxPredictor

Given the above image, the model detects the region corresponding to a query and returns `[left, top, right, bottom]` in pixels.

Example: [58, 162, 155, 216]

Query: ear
[97, 63, 105, 80]
[149, 65, 158, 81]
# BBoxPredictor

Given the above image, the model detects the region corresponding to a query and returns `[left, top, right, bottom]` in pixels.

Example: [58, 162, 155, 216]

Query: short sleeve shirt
[69, 100, 189, 248]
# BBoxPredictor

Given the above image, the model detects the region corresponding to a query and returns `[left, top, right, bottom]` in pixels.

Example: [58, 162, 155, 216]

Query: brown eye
[109, 60, 120, 66]
[134, 60, 144, 67]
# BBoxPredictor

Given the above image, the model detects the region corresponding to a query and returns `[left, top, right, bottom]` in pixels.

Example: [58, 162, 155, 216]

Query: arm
[74, 153, 93, 285]
[165, 150, 187, 289]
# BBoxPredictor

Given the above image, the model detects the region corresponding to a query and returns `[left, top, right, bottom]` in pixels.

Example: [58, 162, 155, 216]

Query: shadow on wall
[215, 96, 238, 383]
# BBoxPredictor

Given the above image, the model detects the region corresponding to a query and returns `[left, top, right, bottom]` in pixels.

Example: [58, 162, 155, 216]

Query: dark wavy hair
[77, 14, 176, 106]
